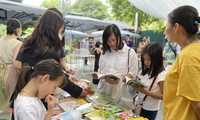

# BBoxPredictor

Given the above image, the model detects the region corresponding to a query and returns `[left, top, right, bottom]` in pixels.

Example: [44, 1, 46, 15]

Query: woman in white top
[133, 42, 166, 120]
[0, 18, 22, 112]
[96, 24, 138, 110]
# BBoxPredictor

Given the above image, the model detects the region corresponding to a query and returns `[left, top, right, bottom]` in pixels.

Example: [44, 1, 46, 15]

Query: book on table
[58, 98, 88, 112]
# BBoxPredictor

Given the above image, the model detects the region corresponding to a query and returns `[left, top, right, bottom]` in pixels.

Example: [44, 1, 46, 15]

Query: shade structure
[103, 19, 135, 30]
[65, 13, 110, 32]
[128, 0, 200, 20]
[91, 30, 140, 38]
[65, 30, 88, 40]
[0, 0, 46, 24]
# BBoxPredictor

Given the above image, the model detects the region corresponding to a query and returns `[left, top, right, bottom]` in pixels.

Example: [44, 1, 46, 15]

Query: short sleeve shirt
[164, 43, 200, 120]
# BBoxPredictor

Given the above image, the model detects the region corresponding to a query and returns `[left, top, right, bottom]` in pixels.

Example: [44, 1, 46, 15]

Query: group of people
[0, 5, 200, 120]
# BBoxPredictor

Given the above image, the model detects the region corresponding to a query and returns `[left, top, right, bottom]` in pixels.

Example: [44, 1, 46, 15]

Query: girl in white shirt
[133, 42, 166, 120]
[13, 59, 67, 120]
[96, 24, 138, 110]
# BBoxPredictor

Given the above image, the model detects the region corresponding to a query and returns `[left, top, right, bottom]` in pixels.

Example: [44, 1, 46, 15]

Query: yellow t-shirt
[164, 43, 200, 120]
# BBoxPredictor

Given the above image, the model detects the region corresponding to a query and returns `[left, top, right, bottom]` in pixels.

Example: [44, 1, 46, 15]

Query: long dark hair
[13, 59, 67, 99]
[22, 10, 65, 57]
[141, 42, 164, 78]
[6, 18, 21, 36]
[102, 24, 124, 54]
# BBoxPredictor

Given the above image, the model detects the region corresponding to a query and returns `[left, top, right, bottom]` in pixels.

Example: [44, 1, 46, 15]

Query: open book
[92, 73, 120, 81]
[125, 76, 146, 87]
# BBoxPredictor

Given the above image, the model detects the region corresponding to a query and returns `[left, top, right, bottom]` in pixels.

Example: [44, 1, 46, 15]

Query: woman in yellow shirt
[164, 5, 200, 120]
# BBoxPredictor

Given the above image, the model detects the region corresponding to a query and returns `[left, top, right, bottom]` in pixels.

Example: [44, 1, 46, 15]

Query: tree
[41, 0, 70, 15]
[107, 0, 165, 32]
[71, 0, 108, 20]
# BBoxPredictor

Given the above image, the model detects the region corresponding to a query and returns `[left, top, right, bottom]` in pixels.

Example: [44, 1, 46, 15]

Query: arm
[126, 49, 138, 79]
[133, 81, 164, 100]
[13, 43, 22, 70]
[191, 101, 200, 119]
[44, 95, 54, 120]
[60, 58, 75, 75]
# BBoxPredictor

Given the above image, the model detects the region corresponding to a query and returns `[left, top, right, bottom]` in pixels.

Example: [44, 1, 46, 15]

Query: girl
[13, 59, 67, 120]
[134, 42, 166, 120]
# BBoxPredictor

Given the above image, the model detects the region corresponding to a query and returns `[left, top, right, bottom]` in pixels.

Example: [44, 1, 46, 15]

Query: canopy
[128, 0, 200, 20]
[103, 19, 135, 30]
[65, 13, 110, 32]
[65, 30, 88, 40]
[0, 0, 46, 23]
[91, 30, 140, 38]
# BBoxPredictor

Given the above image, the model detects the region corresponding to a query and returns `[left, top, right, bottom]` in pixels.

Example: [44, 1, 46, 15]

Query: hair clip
[31, 66, 34, 70]
[194, 20, 199, 25]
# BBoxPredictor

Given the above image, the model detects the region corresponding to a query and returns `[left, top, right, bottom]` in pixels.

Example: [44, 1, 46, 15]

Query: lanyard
[143, 76, 157, 101]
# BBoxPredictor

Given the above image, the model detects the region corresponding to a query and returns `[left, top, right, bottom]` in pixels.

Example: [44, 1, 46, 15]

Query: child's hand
[45, 94, 55, 110]
[133, 84, 148, 94]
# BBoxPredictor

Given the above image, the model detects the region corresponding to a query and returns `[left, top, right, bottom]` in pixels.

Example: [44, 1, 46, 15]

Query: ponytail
[13, 64, 34, 100]
[13, 59, 67, 100]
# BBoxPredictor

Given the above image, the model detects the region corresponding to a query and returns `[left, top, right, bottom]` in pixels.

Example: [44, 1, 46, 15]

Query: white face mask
[58, 33, 64, 41]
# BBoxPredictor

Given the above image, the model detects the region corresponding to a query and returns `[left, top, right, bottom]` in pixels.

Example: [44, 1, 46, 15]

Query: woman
[96, 24, 138, 110]
[164, 5, 200, 120]
[14, 8, 88, 98]
[0, 18, 22, 113]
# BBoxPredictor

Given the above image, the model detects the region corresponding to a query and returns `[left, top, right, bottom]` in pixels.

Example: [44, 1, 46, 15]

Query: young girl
[133, 42, 166, 120]
[13, 59, 67, 120]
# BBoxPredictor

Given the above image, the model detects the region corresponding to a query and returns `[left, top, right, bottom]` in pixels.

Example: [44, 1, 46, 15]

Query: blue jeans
[140, 108, 158, 120]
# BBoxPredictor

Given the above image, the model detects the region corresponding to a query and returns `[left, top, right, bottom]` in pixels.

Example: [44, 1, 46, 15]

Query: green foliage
[22, 27, 34, 39]
[71, 0, 108, 20]
[41, 0, 61, 9]
[0, 24, 6, 37]
[41, 0, 70, 15]
[107, 0, 165, 32]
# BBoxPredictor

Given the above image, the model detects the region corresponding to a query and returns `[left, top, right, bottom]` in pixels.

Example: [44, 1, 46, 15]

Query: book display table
[53, 88, 148, 120]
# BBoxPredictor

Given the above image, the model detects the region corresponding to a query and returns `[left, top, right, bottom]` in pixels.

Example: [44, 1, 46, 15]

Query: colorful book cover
[58, 98, 88, 112]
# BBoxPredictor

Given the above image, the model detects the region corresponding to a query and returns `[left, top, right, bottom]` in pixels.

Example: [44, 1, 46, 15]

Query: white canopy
[103, 19, 135, 30]
[91, 30, 140, 38]
[0, 0, 46, 23]
[65, 30, 88, 40]
[128, 0, 200, 20]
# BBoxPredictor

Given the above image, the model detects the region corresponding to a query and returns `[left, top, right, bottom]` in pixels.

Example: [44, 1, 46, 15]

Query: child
[133, 42, 166, 120]
[13, 59, 67, 120]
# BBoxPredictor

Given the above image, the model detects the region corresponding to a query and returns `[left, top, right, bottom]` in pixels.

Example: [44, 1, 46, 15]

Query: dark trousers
[140, 108, 158, 120]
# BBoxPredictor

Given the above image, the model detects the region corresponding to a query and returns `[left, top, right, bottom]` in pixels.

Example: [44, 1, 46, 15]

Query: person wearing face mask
[12, 8, 88, 112]
[0, 18, 22, 119]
